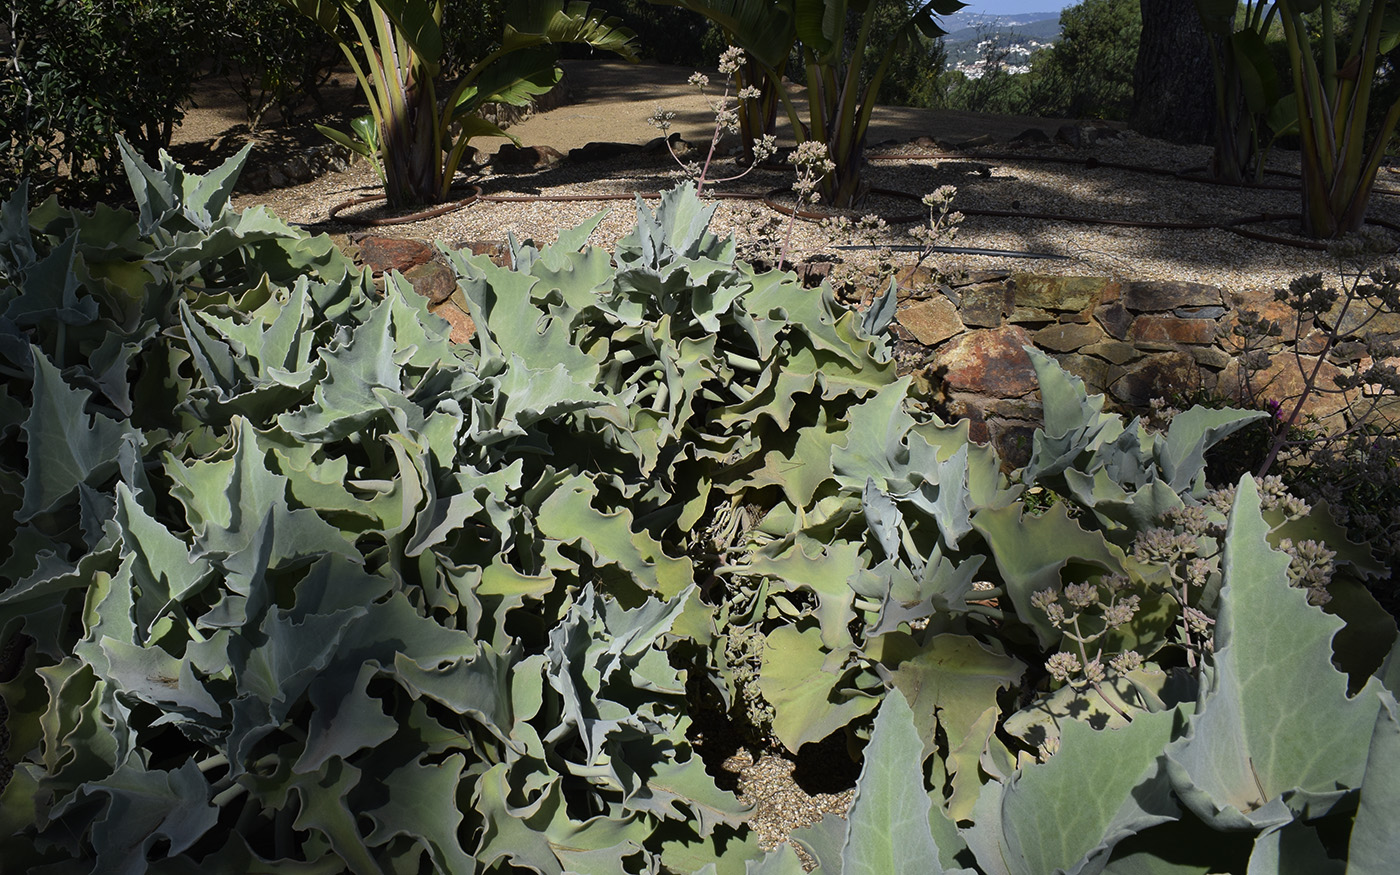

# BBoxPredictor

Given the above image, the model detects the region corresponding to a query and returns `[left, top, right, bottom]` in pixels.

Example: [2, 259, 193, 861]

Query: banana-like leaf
[501, 0, 640, 62]
[650, 0, 796, 69]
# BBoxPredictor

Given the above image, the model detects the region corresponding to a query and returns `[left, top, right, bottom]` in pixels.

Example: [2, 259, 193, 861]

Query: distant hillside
[939, 11, 1063, 74]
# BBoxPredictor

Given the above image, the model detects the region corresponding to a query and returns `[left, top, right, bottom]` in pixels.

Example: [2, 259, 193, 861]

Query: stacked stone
[892, 272, 1395, 465]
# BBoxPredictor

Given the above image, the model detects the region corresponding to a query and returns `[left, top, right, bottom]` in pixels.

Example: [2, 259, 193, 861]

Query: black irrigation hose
[833, 244, 1071, 260]
[324, 147, 1400, 252]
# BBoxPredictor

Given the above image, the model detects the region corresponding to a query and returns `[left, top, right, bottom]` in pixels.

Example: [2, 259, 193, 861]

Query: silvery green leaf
[363, 753, 476, 873]
[842, 689, 968, 875]
[879, 633, 1024, 765]
[549, 207, 610, 253]
[0, 179, 36, 270]
[20, 347, 134, 520]
[47, 758, 218, 875]
[860, 275, 898, 337]
[1164, 476, 1385, 831]
[862, 477, 902, 560]
[4, 233, 99, 327]
[535, 475, 694, 599]
[966, 707, 1181, 875]
[971, 502, 1124, 649]
[759, 625, 879, 752]
[1347, 690, 1400, 874]
[1159, 405, 1269, 495]
[165, 417, 356, 568]
[1245, 821, 1343, 874]
[1021, 346, 1122, 487]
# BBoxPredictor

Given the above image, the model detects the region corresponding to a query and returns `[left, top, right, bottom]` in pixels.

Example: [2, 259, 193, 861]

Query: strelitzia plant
[1193, 0, 1291, 185]
[654, 0, 964, 208]
[788, 0, 965, 207]
[280, 0, 639, 207]
[1275, 0, 1400, 237]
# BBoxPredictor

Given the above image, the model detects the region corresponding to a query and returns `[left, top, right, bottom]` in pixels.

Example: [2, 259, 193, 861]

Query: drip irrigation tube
[832, 244, 1070, 260]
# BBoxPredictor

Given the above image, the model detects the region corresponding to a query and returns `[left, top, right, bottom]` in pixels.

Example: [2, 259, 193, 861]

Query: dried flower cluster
[649, 47, 776, 195]
[1032, 576, 1145, 704]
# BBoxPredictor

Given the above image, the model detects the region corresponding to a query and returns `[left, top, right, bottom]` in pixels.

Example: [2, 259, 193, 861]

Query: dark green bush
[1, 0, 215, 204]
[1024, 0, 1139, 120]
[223, 0, 344, 131]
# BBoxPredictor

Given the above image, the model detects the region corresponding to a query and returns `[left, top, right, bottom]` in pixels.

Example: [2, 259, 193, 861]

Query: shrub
[1025, 0, 1140, 120]
[1, 0, 216, 204]
[222, 0, 344, 131]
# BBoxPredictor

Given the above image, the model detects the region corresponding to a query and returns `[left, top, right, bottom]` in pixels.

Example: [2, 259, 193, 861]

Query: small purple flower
[1265, 399, 1283, 420]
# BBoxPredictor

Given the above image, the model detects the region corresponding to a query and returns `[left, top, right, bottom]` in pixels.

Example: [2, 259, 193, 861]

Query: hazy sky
[948, 1, 1071, 18]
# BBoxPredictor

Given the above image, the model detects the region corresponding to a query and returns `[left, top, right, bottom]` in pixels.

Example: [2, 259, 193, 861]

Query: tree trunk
[1131, 0, 1215, 145]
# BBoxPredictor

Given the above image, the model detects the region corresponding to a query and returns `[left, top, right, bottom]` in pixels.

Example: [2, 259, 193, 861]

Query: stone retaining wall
[350, 233, 1397, 468]
[891, 270, 1400, 464]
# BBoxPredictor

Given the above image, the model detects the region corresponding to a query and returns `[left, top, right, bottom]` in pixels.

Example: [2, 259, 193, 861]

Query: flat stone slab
[1012, 274, 1113, 312]
[1122, 280, 1223, 312]
[1128, 315, 1218, 348]
[898, 297, 964, 346]
[1033, 321, 1107, 352]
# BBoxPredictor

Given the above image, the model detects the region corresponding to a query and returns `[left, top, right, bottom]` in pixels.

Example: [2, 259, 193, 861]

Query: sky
[948, 1, 1073, 18]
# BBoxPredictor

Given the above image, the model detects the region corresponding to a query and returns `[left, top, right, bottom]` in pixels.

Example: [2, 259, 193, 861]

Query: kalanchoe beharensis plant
[6, 135, 1400, 875]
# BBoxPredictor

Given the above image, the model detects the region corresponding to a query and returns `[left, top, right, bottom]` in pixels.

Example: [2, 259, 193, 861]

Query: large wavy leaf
[1165, 476, 1385, 831]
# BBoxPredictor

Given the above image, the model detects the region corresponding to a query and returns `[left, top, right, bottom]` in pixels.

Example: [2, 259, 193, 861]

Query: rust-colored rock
[1122, 280, 1223, 312]
[1008, 306, 1056, 325]
[933, 325, 1038, 398]
[948, 269, 1011, 288]
[455, 239, 512, 267]
[1095, 303, 1133, 340]
[357, 236, 435, 274]
[429, 295, 477, 345]
[1083, 339, 1139, 365]
[1219, 353, 1355, 424]
[898, 297, 964, 346]
[1053, 353, 1123, 396]
[1128, 315, 1217, 348]
[570, 141, 638, 163]
[1224, 288, 1310, 346]
[403, 261, 457, 305]
[959, 283, 1010, 327]
[1320, 298, 1400, 340]
[493, 143, 565, 171]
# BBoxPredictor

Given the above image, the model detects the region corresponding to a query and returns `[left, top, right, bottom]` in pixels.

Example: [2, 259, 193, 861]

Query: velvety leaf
[364, 753, 476, 874]
[1244, 821, 1343, 874]
[1159, 405, 1269, 494]
[759, 625, 879, 752]
[165, 417, 357, 568]
[972, 502, 1124, 648]
[47, 758, 218, 875]
[1164, 476, 1385, 831]
[842, 689, 961, 875]
[535, 475, 693, 599]
[1021, 346, 1121, 485]
[1347, 690, 1400, 873]
[880, 633, 1024, 764]
[20, 347, 134, 520]
[968, 707, 1181, 875]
